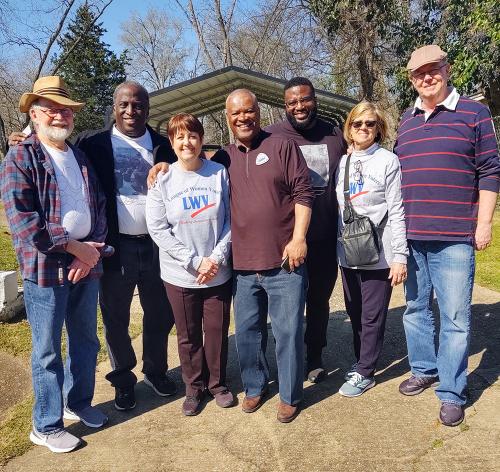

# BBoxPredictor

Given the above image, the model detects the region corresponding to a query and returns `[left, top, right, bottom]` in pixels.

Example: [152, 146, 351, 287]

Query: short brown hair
[343, 101, 388, 145]
[167, 113, 204, 141]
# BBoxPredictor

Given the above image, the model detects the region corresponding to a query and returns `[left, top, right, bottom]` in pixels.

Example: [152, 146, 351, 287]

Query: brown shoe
[277, 401, 300, 423]
[242, 388, 267, 413]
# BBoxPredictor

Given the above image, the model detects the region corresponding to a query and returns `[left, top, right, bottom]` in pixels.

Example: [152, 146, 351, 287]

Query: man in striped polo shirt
[394, 45, 500, 426]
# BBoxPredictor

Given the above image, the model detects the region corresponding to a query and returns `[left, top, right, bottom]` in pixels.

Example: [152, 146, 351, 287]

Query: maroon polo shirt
[213, 130, 314, 271]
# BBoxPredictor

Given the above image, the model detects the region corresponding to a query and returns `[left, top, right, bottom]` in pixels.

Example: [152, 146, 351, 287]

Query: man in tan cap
[1, 76, 108, 452]
[394, 45, 500, 426]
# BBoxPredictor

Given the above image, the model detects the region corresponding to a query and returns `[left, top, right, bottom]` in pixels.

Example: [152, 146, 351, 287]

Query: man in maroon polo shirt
[212, 89, 314, 423]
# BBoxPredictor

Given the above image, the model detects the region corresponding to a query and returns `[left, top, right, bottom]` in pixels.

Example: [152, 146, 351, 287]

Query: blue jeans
[403, 240, 474, 405]
[233, 265, 307, 405]
[23, 279, 100, 433]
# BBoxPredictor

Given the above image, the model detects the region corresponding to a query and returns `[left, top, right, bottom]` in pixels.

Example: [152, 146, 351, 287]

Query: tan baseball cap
[19, 75, 85, 113]
[406, 45, 447, 72]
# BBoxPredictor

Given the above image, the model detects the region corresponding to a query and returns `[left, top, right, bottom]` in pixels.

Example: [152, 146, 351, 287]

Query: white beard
[38, 122, 74, 142]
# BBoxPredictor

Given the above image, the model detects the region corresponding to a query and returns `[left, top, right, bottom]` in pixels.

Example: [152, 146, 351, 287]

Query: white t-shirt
[111, 125, 154, 235]
[42, 143, 91, 240]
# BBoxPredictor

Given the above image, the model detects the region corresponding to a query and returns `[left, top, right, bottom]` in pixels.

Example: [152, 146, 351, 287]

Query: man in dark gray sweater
[267, 77, 347, 383]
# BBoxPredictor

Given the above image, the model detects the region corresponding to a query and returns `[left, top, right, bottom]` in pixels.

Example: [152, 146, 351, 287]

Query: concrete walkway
[3, 283, 500, 472]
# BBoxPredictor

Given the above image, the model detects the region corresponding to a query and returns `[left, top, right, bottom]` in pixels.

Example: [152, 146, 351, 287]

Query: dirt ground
[2, 282, 499, 472]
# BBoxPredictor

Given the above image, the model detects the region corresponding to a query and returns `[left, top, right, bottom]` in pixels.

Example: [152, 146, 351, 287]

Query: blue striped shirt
[394, 91, 500, 241]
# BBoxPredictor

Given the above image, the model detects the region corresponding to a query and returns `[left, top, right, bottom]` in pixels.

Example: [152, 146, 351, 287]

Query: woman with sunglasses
[335, 101, 408, 397]
[146, 113, 233, 416]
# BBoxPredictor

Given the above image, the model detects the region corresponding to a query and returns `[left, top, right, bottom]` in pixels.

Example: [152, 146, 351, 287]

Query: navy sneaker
[439, 402, 464, 426]
[399, 375, 438, 396]
[63, 406, 108, 428]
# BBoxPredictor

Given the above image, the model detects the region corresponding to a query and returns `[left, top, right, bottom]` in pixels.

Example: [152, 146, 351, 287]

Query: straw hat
[19, 76, 85, 113]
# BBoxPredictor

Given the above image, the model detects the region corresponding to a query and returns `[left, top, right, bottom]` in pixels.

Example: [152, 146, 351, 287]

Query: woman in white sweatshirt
[146, 113, 233, 416]
[336, 101, 408, 397]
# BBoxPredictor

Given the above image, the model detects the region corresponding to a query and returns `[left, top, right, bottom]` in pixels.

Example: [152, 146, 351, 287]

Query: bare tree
[120, 9, 188, 91]
[173, 0, 237, 69]
[0, 0, 115, 154]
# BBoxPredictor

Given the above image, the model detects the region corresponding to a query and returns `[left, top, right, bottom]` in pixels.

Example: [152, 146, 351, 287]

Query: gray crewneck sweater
[335, 143, 408, 269]
[146, 159, 231, 288]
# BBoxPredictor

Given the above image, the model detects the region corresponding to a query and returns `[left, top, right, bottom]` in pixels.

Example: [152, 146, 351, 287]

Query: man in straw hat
[1, 75, 108, 452]
[394, 45, 500, 426]
[10, 80, 178, 412]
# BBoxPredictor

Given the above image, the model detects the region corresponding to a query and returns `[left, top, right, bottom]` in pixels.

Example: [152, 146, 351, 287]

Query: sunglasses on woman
[351, 120, 377, 129]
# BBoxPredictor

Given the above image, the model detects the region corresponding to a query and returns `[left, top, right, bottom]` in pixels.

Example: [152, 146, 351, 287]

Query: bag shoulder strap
[343, 153, 351, 196]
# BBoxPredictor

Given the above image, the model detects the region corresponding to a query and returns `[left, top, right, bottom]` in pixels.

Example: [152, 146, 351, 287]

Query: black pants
[340, 267, 392, 377]
[304, 240, 338, 362]
[100, 235, 174, 389]
[165, 279, 232, 396]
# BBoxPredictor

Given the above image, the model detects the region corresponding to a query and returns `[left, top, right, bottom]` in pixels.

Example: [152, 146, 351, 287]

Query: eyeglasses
[285, 95, 315, 108]
[411, 65, 445, 80]
[351, 120, 377, 129]
[34, 106, 73, 118]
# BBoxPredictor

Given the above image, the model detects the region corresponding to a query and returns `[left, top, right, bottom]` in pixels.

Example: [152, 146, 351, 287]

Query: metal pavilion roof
[148, 66, 357, 134]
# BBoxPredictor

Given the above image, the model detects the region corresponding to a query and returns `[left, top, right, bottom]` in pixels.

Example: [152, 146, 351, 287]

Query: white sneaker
[344, 363, 358, 381]
[30, 428, 81, 453]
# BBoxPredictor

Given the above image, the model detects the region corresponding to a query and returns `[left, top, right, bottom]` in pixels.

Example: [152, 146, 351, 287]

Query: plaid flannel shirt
[0, 134, 107, 287]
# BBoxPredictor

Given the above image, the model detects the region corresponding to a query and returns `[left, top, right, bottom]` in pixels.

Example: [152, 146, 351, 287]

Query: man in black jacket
[8, 82, 176, 409]
[74, 82, 176, 410]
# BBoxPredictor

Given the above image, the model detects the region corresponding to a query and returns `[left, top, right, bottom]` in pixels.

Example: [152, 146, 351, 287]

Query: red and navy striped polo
[395, 92, 500, 242]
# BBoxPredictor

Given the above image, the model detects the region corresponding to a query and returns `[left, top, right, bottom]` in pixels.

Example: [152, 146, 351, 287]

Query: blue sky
[100, 0, 168, 54]
[99, 0, 255, 55]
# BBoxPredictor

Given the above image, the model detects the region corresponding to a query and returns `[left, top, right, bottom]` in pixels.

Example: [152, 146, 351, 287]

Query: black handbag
[338, 154, 386, 267]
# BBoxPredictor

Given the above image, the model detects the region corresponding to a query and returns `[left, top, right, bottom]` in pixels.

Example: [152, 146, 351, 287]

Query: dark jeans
[340, 267, 392, 378]
[233, 265, 307, 406]
[100, 235, 174, 389]
[165, 279, 232, 396]
[304, 240, 338, 362]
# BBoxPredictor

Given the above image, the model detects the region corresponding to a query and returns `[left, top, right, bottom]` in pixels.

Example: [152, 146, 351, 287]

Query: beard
[37, 122, 74, 142]
[286, 106, 318, 131]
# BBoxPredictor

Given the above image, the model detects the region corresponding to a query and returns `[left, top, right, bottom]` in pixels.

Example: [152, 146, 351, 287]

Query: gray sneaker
[63, 406, 108, 428]
[344, 363, 359, 381]
[339, 372, 376, 397]
[399, 375, 439, 396]
[30, 428, 81, 453]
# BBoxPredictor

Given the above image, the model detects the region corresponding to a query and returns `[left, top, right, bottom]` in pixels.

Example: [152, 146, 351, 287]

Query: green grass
[0, 320, 32, 358]
[475, 210, 500, 292]
[431, 438, 444, 449]
[0, 227, 18, 273]
[0, 225, 143, 465]
[0, 396, 33, 466]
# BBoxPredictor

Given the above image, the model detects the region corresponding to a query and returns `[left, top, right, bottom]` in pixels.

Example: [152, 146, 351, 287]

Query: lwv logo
[182, 195, 215, 218]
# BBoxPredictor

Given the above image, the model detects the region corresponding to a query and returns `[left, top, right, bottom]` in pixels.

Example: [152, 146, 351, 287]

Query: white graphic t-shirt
[43, 143, 91, 240]
[299, 143, 329, 194]
[111, 125, 154, 235]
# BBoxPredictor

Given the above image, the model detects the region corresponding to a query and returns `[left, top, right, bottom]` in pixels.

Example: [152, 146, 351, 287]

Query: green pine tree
[53, 2, 127, 134]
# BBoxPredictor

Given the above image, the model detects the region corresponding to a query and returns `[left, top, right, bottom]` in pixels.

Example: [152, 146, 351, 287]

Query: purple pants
[340, 267, 393, 377]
